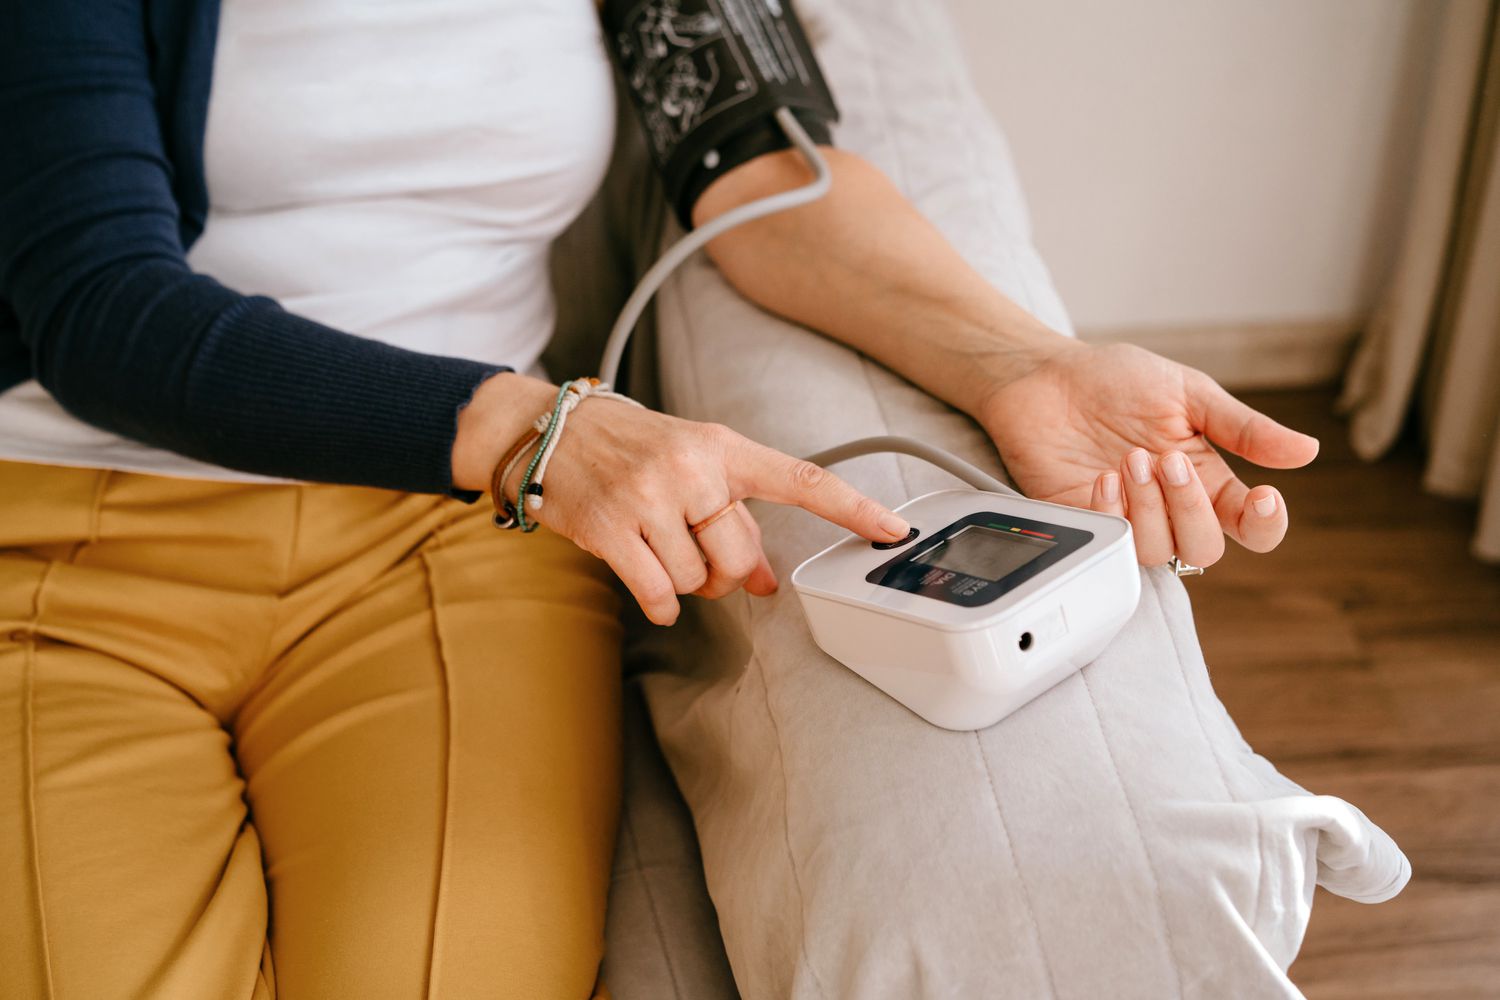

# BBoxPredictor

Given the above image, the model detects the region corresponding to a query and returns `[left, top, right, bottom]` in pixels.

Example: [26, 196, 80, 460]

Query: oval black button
[871, 526, 920, 550]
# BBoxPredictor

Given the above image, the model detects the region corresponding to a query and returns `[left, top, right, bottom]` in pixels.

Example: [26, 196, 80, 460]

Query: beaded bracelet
[489, 427, 542, 529]
[491, 378, 642, 533]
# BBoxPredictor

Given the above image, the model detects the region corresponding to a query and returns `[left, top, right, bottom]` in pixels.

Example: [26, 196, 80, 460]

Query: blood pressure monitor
[792, 490, 1140, 731]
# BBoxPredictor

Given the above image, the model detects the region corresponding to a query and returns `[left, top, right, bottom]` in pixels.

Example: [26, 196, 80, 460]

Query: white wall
[941, 0, 1439, 345]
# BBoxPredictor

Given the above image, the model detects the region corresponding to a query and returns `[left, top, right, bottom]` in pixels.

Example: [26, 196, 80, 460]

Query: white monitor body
[792, 489, 1140, 731]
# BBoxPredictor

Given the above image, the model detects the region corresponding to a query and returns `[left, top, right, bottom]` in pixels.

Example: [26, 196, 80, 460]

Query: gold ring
[690, 500, 739, 536]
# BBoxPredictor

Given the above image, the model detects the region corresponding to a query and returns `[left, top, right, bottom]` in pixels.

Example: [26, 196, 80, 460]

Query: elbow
[691, 145, 880, 232]
[16, 254, 216, 439]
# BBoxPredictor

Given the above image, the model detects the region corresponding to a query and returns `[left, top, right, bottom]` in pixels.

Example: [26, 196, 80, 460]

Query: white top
[0, 0, 615, 482]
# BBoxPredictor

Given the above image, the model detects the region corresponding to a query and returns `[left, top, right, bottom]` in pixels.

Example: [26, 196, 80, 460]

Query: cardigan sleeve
[0, 1, 509, 495]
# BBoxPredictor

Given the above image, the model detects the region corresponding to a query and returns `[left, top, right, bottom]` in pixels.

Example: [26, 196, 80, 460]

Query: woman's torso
[0, 0, 614, 482]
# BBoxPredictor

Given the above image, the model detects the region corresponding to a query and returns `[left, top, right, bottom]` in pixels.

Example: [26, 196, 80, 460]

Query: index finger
[729, 441, 909, 542]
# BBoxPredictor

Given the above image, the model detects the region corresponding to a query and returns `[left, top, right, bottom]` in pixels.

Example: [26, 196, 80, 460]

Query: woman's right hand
[453, 372, 911, 625]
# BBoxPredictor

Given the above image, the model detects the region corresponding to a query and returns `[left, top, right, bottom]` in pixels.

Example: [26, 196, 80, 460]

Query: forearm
[692, 147, 1081, 416]
[27, 260, 514, 495]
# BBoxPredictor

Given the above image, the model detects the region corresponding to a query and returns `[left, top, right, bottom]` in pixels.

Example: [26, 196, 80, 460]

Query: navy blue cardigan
[0, 0, 509, 494]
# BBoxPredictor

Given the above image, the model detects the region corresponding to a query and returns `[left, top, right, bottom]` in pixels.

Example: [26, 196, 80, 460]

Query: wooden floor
[1188, 387, 1500, 999]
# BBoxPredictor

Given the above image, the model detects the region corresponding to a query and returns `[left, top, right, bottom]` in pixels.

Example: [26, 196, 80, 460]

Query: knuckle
[719, 550, 759, 581]
[1135, 487, 1165, 510]
[696, 578, 735, 600]
[699, 422, 738, 450]
[1236, 415, 1264, 457]
[787, 459, 829, 493]
[1172, 490, 1206, 516]
[682, 563, 710, 594]
[638, 578, 675, 608]
[685, 467, 723, 499]
[850, 495, 886, 525]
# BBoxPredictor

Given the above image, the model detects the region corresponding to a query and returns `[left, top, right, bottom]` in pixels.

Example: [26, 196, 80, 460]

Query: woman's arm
[0, 0, 506, 495]
[1, 2, 911, 625]
[693, 147, 1067, 417]
[693, 147, 1321, 567]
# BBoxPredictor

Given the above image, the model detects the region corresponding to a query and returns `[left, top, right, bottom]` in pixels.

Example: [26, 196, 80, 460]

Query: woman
[0, 0, 1318, 996]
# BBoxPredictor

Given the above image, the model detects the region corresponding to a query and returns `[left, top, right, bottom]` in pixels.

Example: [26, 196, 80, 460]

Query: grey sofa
[548, 2, 1408, 997]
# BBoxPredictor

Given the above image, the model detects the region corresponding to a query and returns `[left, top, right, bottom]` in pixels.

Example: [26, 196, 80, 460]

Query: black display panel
[866, 512, 1093, 608]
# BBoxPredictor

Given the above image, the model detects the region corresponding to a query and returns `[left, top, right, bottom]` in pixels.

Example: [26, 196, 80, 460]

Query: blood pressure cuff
[600, 0, 839, 228]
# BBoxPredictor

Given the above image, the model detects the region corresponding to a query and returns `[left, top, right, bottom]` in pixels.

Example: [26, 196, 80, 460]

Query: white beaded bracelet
[513, 378, 642, 531]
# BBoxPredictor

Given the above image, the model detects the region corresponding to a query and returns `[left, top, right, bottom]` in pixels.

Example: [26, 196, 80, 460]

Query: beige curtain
[1342, 0, 1500, 563]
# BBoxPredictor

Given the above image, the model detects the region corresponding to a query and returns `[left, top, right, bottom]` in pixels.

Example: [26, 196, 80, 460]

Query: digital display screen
[912, 525, 1056, 581]
[866, 512, 1092, 608]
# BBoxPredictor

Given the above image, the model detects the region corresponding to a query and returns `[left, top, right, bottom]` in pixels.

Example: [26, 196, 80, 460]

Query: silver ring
[1169, 556, 1204, 577]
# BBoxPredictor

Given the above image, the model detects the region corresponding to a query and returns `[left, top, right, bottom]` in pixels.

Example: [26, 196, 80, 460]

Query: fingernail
[1253, 494, 1277, 518]
[1101, 472, 1120, 503]
[1162, 452, 1190, 487]
[879, 512, 910, 538]
[1127, 450, 1152, 485]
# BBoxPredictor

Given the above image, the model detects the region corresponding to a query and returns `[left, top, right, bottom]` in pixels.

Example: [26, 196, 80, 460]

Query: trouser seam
[236, 489, 306, 723]
[280, 488, 303, 593]
[87, 469, 110, 545]
[21, 562, 59, 999]
[418, 541, 455, 1000]
[257, 938, 276, 998]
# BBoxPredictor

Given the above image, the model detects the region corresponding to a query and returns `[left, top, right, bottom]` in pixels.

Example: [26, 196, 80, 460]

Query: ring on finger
[690, 500, 739, 536]
[1169, 556, 1205, 578]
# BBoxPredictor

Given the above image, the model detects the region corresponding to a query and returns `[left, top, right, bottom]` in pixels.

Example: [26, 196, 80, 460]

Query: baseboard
[1078, 320, 1358, 390]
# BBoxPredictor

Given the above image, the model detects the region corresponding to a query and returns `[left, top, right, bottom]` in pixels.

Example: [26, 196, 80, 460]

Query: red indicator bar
[989, 522, 1057, 540]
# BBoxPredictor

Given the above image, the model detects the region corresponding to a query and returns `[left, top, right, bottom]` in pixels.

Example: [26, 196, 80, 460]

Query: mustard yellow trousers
[0, 461, 623, 1000]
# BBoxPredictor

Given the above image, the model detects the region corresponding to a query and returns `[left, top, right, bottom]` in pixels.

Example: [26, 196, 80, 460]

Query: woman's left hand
[977, 340, 1320, 569]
